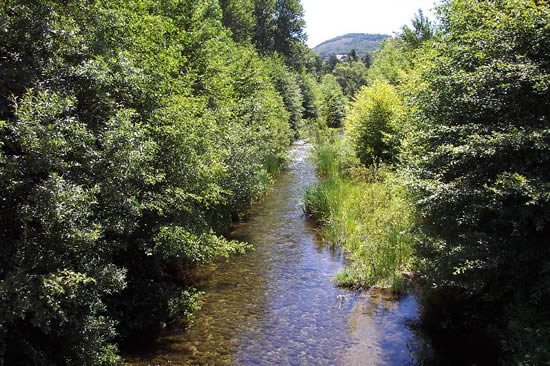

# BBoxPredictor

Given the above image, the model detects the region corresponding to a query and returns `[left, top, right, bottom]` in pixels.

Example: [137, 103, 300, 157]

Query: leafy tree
[400, 9, 434, 50]
[1, 90, 126, 365]
[253, 0, 276, 54]
[366, 38, 409, 86]
[289, 42, 324, 77]
[327, 55, 340, 72]
[266, 57, 304, 137]
[219, 0, 255, 43]
[345, 81, 403, 165]
[362, 53, 373, 68]
[273, 0, 307, 60]
[252, 0, 307, 64]
[333, 61, 368, 97]
[0, 0, 294, 364]
[320, 74, 347, 128]
[348, 49, 358, 63]
[402, 0, 550, 362]
[297, 72, 321, 120]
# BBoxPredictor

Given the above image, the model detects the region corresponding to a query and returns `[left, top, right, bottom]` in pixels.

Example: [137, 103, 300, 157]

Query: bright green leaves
[0, 0, 303, 364]
[366, 38, 410, 86]
[319, 74, 347, 128]
[153, 226, 251, 263]
[10, 90, 95, 175]
[345, 81, 404, 166]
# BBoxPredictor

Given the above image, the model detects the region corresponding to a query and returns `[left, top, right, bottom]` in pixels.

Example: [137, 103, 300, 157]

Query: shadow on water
[124, 141, 431, 365]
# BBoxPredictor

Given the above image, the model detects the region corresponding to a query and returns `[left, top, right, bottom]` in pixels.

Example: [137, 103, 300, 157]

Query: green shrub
[401, 0, 550, 361]
[319, 75, 347, 128]
[345, 80, 404, 166]
[0, 0, 295, 364]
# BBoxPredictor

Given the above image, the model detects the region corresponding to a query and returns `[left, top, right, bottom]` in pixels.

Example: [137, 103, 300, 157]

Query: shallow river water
[126, 141, 427, 365]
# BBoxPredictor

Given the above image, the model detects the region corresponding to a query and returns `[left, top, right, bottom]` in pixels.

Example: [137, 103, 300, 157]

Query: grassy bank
[304, 131, 415, 291]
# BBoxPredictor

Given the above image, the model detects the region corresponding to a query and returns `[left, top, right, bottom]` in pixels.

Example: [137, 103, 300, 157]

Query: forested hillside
[313, 33, 389, 58]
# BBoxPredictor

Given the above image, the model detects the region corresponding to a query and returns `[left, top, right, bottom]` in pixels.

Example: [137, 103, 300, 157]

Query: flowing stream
[126, 141, 427, 365]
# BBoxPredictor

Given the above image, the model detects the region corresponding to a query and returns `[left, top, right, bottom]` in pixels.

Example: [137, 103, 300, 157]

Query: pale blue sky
[302, 0, 439, 47]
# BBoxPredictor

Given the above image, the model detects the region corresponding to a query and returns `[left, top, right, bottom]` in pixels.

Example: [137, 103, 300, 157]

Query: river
[125, 141, 427, 365]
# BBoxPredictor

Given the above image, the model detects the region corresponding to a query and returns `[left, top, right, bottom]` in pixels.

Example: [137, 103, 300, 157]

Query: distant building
[336, 54, 348, 62]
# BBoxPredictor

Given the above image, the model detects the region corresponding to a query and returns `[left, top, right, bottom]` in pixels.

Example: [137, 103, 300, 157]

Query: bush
[345, 80, 404, 165]
[319, 75, 347, 128]
[366, 37, 409, 86]
[401, 0, 550, 361]
[0, 1, 294, 363]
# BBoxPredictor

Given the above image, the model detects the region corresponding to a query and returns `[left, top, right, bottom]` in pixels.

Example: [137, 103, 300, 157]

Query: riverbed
[125, 141, 426, 365]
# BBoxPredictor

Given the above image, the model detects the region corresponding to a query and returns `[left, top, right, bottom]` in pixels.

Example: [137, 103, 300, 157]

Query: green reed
[304, 131, 415, 291]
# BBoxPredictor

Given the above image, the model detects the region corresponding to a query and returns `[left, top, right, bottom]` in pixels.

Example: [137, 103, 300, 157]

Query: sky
[301, 0, 439, 48]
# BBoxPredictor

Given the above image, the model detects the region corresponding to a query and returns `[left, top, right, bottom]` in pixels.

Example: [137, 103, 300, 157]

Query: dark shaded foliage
[403, 0, 550, 362]
[0, 0, 296, 364]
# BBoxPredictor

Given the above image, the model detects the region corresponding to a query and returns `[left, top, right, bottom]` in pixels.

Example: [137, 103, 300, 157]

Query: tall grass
[304, 130, 415, 291]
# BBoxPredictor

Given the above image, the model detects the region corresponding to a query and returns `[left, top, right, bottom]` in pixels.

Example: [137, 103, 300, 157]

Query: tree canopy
[0, 0, 311, 363]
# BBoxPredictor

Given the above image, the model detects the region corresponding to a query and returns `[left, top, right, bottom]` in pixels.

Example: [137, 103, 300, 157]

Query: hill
[313, 33, 389, 58]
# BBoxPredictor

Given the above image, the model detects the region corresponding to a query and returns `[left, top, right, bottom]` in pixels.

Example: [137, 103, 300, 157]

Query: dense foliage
[345, 81, 403, 165]
[319, 75, 347, 128]
[267, 57, 304, 136]
[332, 61, 368, 97]
[3, 0, 548, 363]
[0, 0, 317, 364]
[400, 9, 434, 50]
[309, 0, 549, 363]
[402, 0, 550, 362]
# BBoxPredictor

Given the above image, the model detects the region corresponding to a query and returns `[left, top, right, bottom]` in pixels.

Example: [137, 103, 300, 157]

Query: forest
[0, 0, 548, 365]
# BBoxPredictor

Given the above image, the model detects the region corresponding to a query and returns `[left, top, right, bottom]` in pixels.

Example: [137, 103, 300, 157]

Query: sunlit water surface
[126, 141, 426, 365]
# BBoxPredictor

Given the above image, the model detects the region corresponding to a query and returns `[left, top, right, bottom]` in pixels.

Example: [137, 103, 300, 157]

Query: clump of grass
[309, 128, 356, 178]
[304, 131, 415, 291]
[263, 153, 285, 175]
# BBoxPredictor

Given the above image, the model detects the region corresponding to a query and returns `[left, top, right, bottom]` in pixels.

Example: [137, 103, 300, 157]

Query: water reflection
[125, 141, 423, 365]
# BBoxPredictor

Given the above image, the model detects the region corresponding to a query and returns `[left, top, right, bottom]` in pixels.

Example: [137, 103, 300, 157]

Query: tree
[366, 38, 409, 85]
[362, 53, 373, 69]
[345, 81, 403, 165]
[297, 72, 321, 120]
[0, 0, 294, 364]
[400, 9, 434, 49]
[320, 74, 347, 128]
[219, 0, 255, 43]
[253, 0, 276, 54]
[333, 61, 368, 97]
[402, 0, 550, 361]
[348, 49, 358, 63]
[266, 57, 304, 136]
[273, 0, 307, 59]
[252, 0, 307, 64]
[327, 55, 340, 72]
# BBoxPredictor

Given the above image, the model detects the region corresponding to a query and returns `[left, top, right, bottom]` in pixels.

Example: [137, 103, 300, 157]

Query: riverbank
[124, 141, 424, 365]
[304, 130, 415, 291]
